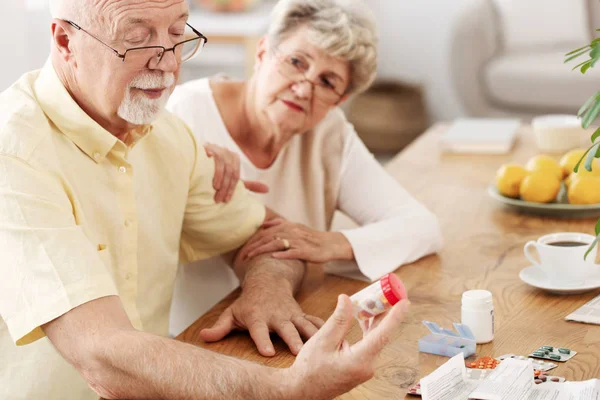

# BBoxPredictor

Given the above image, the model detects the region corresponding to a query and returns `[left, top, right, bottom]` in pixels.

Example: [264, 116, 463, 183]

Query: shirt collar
[34, 60, 152, 163]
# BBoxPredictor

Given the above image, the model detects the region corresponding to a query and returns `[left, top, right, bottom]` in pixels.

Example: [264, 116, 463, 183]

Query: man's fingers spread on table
[292, 316, 319, 340]
[304, 315, 325, 329]
[199, 308, 235, 342]
[356, 300, 410, 359]
[275, 320, 304, 355]
[248, 321, 275, 357]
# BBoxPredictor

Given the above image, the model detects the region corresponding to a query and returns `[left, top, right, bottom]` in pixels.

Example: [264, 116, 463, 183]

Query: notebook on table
[440, 118, 521, 154]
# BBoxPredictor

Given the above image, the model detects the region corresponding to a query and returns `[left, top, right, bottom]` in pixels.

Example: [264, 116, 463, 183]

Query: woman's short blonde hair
[268, 0, 378, 96]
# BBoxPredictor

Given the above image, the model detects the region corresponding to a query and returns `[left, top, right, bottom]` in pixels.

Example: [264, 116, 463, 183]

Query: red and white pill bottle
[350, 273, 407, 321]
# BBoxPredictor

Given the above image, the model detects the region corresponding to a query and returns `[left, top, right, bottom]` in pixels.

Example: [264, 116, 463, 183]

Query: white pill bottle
[461, 290, 494, 344]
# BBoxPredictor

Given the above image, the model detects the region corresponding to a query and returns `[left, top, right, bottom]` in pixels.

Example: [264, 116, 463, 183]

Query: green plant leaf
[584, 233, 600, 260]
[583, 98, 600, 128]
[573, 59, 590, 71]
[584, 142, 600, 171]
[596, 219, 600, 236]
[582, 62, 593, 74]
[574, 144, 596, 172]
[566, 44, 591, 56]
[582, 99, 600, 128]
[578, 92, 600, 117]
[592, 127, 600, 143]
[565, 48, 591, 63]
[590, 43, 600, 56]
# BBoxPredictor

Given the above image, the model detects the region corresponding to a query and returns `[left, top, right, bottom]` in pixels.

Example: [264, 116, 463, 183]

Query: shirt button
[125, 272, 133, 280]
[124, 219, 133, 227]
[119, 166, 127, 173]
[93, 152, 101, 160]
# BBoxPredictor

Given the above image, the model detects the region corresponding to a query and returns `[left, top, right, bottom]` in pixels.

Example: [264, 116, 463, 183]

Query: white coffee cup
[524, 232, 600, 287]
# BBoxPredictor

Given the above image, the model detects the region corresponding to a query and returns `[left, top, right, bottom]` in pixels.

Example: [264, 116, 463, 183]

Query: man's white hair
[49, 0, 90, 25]
[268, 0, 378, 96]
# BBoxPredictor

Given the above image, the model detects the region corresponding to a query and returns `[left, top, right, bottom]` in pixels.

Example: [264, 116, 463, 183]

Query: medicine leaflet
[420, 353, 600, 400]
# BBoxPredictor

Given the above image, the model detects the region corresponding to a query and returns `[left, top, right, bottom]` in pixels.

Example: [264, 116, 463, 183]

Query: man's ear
[51, 19, 76, 65]
[254, 36, 268, 71]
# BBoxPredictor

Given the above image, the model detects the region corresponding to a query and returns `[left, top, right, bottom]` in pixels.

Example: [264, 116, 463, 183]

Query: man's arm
[202, 208, 321, 357]
[233, 207, 305, 293]
[44, 292, 410, 400]
[43, 296, 289, 400]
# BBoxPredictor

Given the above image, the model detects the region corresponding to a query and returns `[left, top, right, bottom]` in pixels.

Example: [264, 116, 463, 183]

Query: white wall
[0, 3, 50, 91]
[370, 0, 467, 121]
[1, 3, 27, 91]
[0, 1, 468, 121]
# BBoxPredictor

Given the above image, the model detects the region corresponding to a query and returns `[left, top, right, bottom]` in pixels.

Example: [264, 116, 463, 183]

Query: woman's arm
[240, 125, 443, 281]
[328, 126, 443, 281]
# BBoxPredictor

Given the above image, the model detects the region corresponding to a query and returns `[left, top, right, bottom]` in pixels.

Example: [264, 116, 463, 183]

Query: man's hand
[204, 143, 269, 203]
[240, 218, 354, 263]
[285, 295, 411, 400]
[199, 282, 324, 357]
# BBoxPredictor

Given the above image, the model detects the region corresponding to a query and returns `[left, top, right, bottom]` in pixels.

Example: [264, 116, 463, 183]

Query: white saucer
[519, 265, 600, 295]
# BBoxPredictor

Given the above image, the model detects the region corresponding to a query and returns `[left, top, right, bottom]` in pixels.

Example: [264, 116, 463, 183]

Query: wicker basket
[347, 81, 429, 153]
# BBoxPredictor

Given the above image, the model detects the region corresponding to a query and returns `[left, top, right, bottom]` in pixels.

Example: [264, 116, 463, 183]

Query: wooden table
[177, 124, 600, 399]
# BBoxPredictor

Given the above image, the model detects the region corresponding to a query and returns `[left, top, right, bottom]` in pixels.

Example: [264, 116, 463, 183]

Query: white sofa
[450, 0, 600, 118]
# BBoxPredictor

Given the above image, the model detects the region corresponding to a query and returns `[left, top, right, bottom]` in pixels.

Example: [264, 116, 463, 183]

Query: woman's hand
[204, 143, 269, 203]
[240, 218, 354, 263]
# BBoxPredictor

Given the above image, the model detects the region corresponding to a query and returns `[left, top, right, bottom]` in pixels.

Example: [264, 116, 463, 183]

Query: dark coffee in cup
[524, 232, 599, 287]
[548, 241, 588, 247]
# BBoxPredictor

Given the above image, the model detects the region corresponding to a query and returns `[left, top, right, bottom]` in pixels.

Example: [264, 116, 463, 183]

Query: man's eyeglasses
[272, 48, 347, 105]
[62, 20, 207, 68]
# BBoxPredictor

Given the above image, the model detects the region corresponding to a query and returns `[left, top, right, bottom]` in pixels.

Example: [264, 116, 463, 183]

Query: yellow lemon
[519, 171, 561, 203]
[559, 148, 587, 178]
[573, 160, 600, 177]
[565, 172, 576, 189]
[496, 164, 528, 198]
[568, 176, 600, 204]
[525, 155, 563, 181]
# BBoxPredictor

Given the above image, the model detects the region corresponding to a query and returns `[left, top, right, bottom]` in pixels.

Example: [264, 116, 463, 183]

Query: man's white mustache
[130, 73, 175, 90]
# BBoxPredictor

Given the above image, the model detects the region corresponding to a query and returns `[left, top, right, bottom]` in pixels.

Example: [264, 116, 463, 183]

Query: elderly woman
[167, 0, 442, 336]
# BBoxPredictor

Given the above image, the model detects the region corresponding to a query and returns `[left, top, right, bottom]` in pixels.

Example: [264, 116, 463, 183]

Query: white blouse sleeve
[166, 85, 206, 142]
[324, 125, 443, 282]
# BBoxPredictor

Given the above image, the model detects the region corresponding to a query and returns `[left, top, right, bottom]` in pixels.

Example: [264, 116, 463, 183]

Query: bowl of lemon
[488, 149, 600, 217]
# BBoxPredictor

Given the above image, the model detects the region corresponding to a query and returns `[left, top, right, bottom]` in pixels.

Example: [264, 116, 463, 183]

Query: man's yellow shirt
[0, 61, 265, 399]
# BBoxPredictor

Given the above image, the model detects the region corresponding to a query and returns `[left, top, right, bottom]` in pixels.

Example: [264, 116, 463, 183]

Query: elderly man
[0, 0, 409, 399]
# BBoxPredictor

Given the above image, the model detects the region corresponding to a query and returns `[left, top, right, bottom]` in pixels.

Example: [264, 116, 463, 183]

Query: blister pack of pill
[495, 354, 557, 372]
[533, 369, 565, 385]
[407, 382, 421, 396]
[466, 368, 565, 385]
[528, 346, 577, 362]
[465, 356, 500, 369]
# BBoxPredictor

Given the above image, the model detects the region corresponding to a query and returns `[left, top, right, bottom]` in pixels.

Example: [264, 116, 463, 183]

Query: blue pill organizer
[418, 320, 477, 358]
